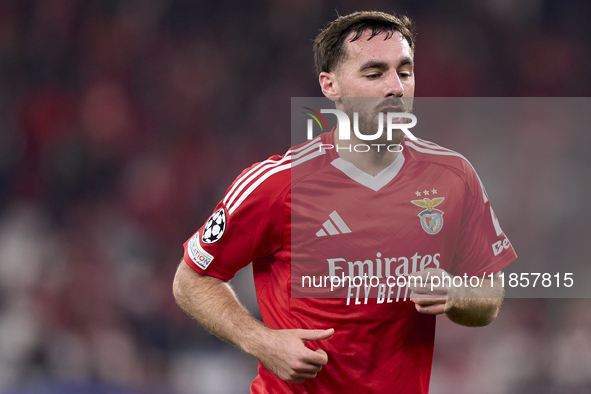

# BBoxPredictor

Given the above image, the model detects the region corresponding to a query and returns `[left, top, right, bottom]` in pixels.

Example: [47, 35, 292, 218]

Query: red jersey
[183, 130, 517, 393]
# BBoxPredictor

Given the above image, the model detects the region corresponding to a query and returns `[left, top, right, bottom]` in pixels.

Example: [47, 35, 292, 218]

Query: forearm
[173, 261, 334, 383]
[444, 272, 504, 327]
[172, 261, 269, 356]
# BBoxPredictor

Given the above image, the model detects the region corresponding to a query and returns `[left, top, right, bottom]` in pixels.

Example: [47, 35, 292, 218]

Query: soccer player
[173, 11, 517, 393]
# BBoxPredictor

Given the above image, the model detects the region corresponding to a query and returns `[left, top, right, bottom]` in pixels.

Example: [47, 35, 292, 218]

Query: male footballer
[173, 11, 517, 393]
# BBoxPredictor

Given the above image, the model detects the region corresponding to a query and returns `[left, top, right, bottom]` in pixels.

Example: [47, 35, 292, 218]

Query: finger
[415, 303, 446, 315]
[409, 291, 434, 299]
[299, 328, 334, 341]
[408, 286, 436, 294]
[419, 268, 450, 277]
[410, 269, 443, 281]
[410, 271, 431, 280]
[409, 287, 448, 297]
[408, 279, 448, 289]
[411, 296, 446, 306]
[294, 363, 322, 373]
[409, 270, 451, 286]
[313, 348, 329, 365]
[302, 347, 329, 366]
[293, 371, 318, 380]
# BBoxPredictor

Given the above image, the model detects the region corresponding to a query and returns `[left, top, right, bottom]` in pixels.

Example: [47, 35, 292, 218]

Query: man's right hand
[173, 264, 334, 384]
[253, 328, 334, 383]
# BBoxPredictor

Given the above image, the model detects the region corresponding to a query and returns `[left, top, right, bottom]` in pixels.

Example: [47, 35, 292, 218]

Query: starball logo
[302, 107, 418, 153]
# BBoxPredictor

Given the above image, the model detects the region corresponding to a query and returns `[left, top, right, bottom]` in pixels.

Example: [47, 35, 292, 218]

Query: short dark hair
[313, 11, 415, 75]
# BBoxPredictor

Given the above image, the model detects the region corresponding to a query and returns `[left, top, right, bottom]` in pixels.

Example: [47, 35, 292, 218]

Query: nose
[385, 72, 404, 97]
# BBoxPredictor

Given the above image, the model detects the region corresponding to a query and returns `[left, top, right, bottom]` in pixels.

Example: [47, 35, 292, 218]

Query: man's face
[321, 30, 415, 142]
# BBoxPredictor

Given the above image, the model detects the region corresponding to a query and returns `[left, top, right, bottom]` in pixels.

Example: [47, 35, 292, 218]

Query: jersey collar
[330, 151, 405, 192]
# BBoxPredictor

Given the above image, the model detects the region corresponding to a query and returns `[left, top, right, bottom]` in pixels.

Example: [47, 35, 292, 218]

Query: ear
[319, 71, 340, 102]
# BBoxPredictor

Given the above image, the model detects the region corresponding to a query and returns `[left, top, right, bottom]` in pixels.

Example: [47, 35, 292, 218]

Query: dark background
[0, 0, 590, 393]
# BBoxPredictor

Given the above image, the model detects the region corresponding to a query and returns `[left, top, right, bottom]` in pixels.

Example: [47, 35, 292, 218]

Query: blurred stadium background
[0, 0, 590, 393]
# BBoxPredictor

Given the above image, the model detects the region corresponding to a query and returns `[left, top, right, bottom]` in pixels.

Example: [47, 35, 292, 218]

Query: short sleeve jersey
[183, 130, 517, 394]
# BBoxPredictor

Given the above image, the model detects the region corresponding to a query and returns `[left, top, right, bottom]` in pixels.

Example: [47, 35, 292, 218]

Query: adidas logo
[316, 211, 352, 237]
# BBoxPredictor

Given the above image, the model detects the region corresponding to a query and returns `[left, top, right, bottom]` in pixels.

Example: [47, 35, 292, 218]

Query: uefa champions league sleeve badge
[411, 197, 445, 235]
[202, 209, 227, 244]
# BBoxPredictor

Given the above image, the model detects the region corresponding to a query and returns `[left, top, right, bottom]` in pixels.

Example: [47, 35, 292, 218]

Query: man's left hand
[409, 268, 452, 315]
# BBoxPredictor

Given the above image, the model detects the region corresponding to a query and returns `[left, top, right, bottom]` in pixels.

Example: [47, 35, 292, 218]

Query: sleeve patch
[188, 233, 214, 270]
[202, 209, 226, 244]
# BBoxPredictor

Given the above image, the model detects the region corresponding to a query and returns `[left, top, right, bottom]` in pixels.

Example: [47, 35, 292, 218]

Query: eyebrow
[358, 57, 414, 72]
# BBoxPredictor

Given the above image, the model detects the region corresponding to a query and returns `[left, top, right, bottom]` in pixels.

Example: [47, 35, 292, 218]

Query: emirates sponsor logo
[327, 252, 441, 279]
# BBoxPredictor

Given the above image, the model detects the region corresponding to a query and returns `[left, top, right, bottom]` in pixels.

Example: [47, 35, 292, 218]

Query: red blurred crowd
[0, 0, 590, 393]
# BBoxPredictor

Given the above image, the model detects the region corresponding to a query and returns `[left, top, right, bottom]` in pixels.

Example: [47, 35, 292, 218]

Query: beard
[340, 97, 413, 146]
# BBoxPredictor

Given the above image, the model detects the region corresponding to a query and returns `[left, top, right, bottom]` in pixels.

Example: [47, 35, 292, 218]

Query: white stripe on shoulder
[292, 148, 325, 166]
[292, 140, 325, 165]
[228, 163, 291, 215]
[292, 136, 321, 153]
[224, 153, 292, 209]
[414, 138, 455, 152]
[405, 140, 489, 203]
[226, 138, 326, 215]
[223, 137, 321, 207]
[226, 141, 327, 215]
[293, 141, 320, 160]
[223, 158, 280, 206]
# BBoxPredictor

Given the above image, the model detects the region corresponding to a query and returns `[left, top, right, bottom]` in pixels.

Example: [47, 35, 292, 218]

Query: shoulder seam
[225, 138, 325, 215]
[405, 139, 489, 203]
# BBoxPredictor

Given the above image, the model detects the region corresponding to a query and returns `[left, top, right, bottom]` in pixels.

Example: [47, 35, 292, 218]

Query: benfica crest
[411, 197, 445, 235]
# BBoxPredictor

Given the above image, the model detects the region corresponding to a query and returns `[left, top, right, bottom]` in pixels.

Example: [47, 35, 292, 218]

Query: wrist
[240, 325, 273, 359]
[443, 273, 466, 313]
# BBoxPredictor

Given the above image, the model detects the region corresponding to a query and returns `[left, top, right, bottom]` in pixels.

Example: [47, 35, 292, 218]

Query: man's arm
[409, 268, 504, 327]
[172, 261, 334, 383]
